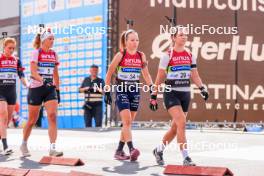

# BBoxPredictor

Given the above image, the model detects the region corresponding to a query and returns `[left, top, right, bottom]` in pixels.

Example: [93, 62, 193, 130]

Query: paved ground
[0, 128, 263, 176]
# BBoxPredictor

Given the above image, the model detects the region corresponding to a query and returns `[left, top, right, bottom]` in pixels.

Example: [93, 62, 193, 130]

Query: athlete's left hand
[149, 94, 158, 111]
[43, 79, 54, 87]
[104, 92, 112, 105]
[199, 86, 209, 101]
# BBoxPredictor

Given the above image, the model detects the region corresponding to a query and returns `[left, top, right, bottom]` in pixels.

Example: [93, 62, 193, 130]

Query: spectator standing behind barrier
[79, 64, 105, 127]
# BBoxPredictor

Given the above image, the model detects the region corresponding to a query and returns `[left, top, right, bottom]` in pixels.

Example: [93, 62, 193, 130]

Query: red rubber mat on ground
[0, 167, 102, 176]
[39, 156, 85, 166]
[0, 167, 29, 176]
[26, 170, 68, 176]
[69, 171, 102, 176]
[164, 165, 233, 176]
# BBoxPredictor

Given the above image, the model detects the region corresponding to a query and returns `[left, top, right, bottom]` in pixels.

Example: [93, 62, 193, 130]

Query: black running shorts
[27, 85, 58, 106]
[163, 90, 190, 112]
[0, 85, 17, 105]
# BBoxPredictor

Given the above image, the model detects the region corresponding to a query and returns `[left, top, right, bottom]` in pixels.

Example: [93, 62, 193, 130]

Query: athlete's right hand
[149, 94, 158, 111]
[199, 86, 209, 101]
[43, 79, 53, 87]
[104, 92, 112, 105]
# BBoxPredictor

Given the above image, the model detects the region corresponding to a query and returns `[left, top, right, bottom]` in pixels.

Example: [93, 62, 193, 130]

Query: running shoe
[3, 148, 14, 156]
[153, 148, 165, 165]
[20, 143, 31, 157]
[49, 149, 63, 157]
[130, 148, 140, 161]
[183, 156, 196, 166]
[114, 150, 130, 160]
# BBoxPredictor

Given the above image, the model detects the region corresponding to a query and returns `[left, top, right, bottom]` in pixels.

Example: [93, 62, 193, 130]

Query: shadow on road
[19, 157, 43, 169]
[0, 155, 16, 162]
[102, 160, 164, 175]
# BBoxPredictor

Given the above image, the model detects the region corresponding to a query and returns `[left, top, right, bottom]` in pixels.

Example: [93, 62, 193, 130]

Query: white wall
[0, 0, 19, 20]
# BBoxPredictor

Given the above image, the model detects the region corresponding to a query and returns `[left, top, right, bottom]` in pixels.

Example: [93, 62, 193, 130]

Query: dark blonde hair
[119, 29, 137, 51]
[171, 25, 186, 47]
[3, 37, 16, 48]
[33, 34, 41, 49]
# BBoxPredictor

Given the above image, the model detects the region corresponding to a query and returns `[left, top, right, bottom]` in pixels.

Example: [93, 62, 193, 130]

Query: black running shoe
[153, 148, 164, 165]
[183, 156, 196, 166]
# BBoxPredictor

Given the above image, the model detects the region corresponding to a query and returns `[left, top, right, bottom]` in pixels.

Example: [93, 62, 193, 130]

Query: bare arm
[105, 52, 122, 91]
[20, 77, 29, 87]
[191, 68, 203, 88]
[53, 65, 60, 90]
[30, 62, 43, 82]
[191, 68, 209, 100]
[141, 53, 153, 86]
[153, 69, 167, 95]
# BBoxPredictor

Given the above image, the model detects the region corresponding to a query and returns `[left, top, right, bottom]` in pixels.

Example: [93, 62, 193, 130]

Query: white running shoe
[49, 149, 63, 157]
[3, 148, 14, 156]
[20, 143, 31, 157]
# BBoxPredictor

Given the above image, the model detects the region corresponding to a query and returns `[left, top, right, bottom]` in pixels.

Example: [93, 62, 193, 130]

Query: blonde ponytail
[119, 31, 126, 52]
[33, 34, 41, 49]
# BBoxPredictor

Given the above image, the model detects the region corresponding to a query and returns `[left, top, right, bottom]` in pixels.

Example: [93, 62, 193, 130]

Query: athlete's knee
[0, 109, 8, 119]
[122, 119, 132, 128]
[27, 119, 36, 127]
[174, 113, 186, 125]
[176, 121, 186, 133]
[122, 121, 131, 128]
[47, 112, 57, 124]
[170, 124, 177, 134]
[0, 116, 8, 126]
